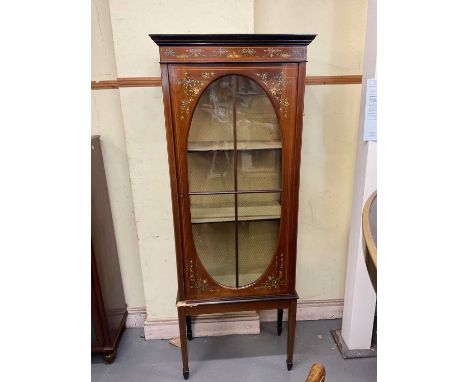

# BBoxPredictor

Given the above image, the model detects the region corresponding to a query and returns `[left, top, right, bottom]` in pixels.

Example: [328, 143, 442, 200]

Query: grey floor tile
[92, 319, 376, 382]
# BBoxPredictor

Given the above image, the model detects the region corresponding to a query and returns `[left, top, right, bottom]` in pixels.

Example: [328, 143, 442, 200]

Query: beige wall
[108, 0, 255, 320]
[292, 85, 362, 300]
[91, 0, 368, 319]
[91, 0, 145, 308]
[109, 0, 255, 77]
[255, 0, 367, 75]
[254, 0, 368, 300]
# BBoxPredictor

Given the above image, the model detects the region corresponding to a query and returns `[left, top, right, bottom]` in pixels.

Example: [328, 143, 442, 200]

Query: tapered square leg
[186, 315, 193, 341]
[286, 300, 297, 371]
[177, 306, 189, 379]
[277, 309, 283, 336]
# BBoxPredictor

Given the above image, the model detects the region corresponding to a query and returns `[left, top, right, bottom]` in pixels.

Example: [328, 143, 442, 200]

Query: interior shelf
[187, 140, 281, 152]
[191, 201, 281, 223]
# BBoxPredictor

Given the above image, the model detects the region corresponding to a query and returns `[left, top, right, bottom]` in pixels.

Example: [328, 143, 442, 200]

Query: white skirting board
[192, 311, 261, 337]
[143, 318, 180, 340]
[136, 299, 344, 340]
[258, 299, 344, 322]
[126, 307, 146, 328]
[144, 311, 261, 340]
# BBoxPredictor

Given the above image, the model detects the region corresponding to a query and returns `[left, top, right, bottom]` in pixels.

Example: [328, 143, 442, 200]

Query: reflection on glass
[188, 76, 234, 192]
[188, 76, 233, 150]
[236, 77, 281, 147]
[191, 194, 236, 287]
[236, 77, 281, 191]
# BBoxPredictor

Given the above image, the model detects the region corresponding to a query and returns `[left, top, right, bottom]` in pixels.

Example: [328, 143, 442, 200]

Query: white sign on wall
[363, 78, 377, 141]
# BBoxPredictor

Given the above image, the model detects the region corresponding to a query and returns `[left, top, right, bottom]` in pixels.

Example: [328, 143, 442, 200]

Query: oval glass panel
[188, 75, 281, 288]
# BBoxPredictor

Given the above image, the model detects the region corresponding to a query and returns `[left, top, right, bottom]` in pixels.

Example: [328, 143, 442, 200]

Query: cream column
[340, 0, 376, 350]
[91, 0, 146, 309]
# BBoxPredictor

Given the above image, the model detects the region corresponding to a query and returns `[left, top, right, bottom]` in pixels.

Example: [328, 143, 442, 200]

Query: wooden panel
[150, 33, 316, 46]
[168, 64, 297, 300]
[288, 62, 307, 294]
[179, 293, 298, 312]
[305, 75, 362, 85]
[118, 77, 162, 87]
[161, 64, 187, 300]
[91, 80, 119, 90]
[91, 75, 362, 89]
[91, 244, 108, 348]
[91, 136, 127, 358]
[159, 45, 306, 63]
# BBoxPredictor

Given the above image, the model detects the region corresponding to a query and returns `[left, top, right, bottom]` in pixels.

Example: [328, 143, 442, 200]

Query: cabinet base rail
[176, 293, 298, 379]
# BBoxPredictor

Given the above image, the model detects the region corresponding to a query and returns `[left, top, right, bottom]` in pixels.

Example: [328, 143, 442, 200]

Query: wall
[91, 0, 368, 320]
[107, 0, 255, 321]
[254, 0, 367, 76]
[254, 0, 368, 300]
[91, 0, 145, 308]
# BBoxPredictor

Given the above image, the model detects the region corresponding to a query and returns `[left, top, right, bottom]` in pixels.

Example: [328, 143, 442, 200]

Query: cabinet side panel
[161, 64, 186, 300]
[91, 138, 127, 344]
[91, 244, 107, 349]
[289, 62, 307, 293]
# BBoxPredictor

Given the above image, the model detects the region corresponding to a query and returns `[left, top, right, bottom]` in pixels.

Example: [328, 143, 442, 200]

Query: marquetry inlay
[159, 46, 306, 63]
[255, 72, 290, 116]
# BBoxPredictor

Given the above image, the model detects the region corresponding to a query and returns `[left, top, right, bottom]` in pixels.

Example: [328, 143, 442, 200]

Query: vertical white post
[340, 0, 377, 350]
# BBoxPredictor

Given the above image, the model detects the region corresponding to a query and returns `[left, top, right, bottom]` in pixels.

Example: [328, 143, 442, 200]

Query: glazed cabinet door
[169, 64, 298, 299]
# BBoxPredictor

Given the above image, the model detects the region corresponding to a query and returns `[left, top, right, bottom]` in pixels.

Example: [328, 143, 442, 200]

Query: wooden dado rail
[91, 75, 362, 90]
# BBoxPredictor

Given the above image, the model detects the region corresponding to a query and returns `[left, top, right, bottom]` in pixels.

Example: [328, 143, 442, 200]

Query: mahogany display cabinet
[150, 34, 316, 379]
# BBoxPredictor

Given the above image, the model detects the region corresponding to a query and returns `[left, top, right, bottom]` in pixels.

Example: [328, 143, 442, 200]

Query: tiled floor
[92, 319, 376, 382]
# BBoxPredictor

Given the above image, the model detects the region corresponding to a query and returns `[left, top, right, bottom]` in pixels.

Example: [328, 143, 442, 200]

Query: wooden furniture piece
[363, 190, 377, 291]
[305, 363, 326, 382]
[91, 136, 127, 363]
[150, 34, 316, 379]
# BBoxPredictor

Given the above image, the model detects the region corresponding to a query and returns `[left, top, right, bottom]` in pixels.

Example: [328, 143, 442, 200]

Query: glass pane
[190, 194, 235, 224]
[238, 220, 280, 287]
[187, 151, 234, 192]
[236, 76, 282, 191]
[190, 194, 236, 287]
[238, 192, 281, 221]
[238, 193, 281, 286]
[236, 76, 281, 147]
[237, 150, 281, 191]
[187, 76, 234, 192]
[188, 76, 234, 149]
